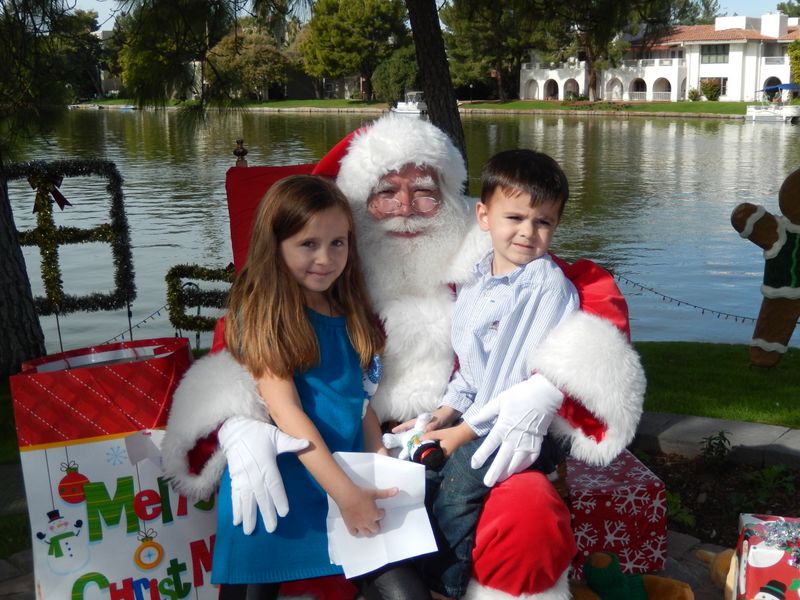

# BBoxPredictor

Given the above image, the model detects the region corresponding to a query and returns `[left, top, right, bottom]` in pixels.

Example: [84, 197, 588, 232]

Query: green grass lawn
[88, 97, 753, 116]
[635, 342, 800, 428]
[459, 99, 749, 115]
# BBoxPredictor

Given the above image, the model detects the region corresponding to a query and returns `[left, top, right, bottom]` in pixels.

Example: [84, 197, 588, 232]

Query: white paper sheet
[326, 452, 437, 578]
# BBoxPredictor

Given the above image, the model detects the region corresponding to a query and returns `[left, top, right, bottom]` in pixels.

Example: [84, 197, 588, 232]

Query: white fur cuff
[161, 350, 269, 500]
[529, 312, 646, 466]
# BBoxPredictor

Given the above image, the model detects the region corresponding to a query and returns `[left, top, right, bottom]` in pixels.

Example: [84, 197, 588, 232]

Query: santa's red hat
[313, 114, 467, 209]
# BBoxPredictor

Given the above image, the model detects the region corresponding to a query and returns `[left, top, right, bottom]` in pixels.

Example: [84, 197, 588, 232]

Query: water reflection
[8, 110, 800, 353]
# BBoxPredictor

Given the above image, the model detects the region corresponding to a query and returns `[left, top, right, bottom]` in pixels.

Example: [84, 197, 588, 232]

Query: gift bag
[9, 338, 219, 600]
[732, 513, 800, 600]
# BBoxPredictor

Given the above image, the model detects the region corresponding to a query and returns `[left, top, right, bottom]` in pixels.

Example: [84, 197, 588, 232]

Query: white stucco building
[520, 12, 800, 102]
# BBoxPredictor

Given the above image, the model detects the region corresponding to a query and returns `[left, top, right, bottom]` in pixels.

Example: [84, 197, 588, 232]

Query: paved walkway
[1, 412, 797, 599]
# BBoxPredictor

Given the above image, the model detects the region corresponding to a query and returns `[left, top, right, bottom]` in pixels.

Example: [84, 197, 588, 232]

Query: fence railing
[629, 91, 647, 101]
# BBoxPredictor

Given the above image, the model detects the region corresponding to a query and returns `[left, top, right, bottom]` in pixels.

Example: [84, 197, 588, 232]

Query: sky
[77, 0, 786, 32]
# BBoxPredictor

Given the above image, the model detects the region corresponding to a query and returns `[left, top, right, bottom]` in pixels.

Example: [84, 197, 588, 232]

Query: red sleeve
[551, 255, 630, 340]
[551, 254, 631, 442]
[187, 429, 220, 475]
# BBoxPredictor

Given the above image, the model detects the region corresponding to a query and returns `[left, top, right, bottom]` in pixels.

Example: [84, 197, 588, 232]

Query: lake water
[9, 109, 800, 354]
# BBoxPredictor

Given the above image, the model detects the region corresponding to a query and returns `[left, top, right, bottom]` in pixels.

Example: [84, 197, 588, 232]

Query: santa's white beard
[354, 193, 471, 311]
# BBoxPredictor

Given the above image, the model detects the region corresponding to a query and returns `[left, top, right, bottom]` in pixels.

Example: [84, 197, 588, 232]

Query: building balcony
[622, 58, 685, 68]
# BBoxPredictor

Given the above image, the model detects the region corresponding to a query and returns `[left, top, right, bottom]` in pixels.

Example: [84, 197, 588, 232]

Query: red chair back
[225, 164, 317, 272]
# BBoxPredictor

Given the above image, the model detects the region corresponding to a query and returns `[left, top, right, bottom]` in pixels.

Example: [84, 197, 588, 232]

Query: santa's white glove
[218, 416, 309, 534]
[470, 374, 564, 487]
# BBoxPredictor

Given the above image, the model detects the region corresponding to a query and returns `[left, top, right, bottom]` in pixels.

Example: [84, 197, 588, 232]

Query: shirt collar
[474, 250, 549, 285]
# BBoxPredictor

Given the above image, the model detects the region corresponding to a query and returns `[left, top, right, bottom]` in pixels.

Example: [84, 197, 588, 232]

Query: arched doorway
[544, 79, 559, 100]
[763, 76, 782, 101]
[564, 79, 580, 99]
[653, 78, 671, 101]
[524, 79, 539, 100]
[606, 78, 623, 101]
[629, 78, 647, 101]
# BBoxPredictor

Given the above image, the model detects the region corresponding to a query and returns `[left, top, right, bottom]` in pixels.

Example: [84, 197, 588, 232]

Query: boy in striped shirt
[408, 148, 580, 599]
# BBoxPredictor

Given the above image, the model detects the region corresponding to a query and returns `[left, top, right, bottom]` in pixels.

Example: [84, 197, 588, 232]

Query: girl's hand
[392, 406, 461, 434]
[336, 486, 398, 537]
[424, 422, 476, 457]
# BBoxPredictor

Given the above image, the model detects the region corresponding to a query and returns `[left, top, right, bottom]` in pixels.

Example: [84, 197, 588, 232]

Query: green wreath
[3, 159, 135, 316]
[165, 264, 234, 331]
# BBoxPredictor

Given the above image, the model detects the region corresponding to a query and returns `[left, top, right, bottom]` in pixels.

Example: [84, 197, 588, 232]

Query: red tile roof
[652, 24, 800, 44]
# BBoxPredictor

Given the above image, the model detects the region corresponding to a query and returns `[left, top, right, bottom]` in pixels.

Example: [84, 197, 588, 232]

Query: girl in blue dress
[214, 175, 430, 600]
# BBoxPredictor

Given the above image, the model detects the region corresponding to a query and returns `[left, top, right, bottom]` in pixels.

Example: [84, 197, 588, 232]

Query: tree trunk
[585, 45, 598, 101]
[588, 65, 597, 101]
[0, 173, 46, 379]
[405, 0, 467, 168]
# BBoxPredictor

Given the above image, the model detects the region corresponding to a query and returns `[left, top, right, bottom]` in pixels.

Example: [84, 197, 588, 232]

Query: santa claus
[162, 114, 646, 600]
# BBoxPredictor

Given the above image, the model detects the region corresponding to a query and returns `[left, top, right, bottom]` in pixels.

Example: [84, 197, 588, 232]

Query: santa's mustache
[376, 216, 432, 235]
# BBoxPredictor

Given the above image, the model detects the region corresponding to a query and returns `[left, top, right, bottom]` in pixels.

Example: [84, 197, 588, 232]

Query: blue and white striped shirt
[440, 252, 580, 437]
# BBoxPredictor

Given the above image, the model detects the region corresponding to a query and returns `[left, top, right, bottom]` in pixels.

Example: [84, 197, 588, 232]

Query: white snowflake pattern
[571, 490, 598, 513]
[641, 533, 668, 569]
[611, 484, 651, 515]
[647, 489, 667, 523]
[573, 473, 615, 489]
[627, 462, 659, 482]
[573, 522, 599, 549]
[602, 520, 630, 547]
[617, 546, 648, 573]
[106, 445, 128, 466]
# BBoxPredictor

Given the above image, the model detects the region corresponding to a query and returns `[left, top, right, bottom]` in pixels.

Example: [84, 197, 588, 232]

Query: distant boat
[745, 83, 800, 124]
[390, 91, 428, 115]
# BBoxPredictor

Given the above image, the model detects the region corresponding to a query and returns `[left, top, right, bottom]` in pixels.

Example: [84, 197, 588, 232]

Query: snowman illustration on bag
[36, 509, 90, 574]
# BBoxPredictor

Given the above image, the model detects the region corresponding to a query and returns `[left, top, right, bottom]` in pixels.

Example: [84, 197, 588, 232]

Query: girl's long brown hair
[225, 175, 385, 379]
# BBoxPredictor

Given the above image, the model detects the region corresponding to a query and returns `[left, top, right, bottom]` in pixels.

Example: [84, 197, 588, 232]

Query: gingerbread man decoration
[731, 167, 800, 367]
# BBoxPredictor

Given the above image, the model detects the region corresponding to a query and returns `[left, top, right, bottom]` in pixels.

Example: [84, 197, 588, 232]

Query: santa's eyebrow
[411, 175, 437, 190]
[372, 181, 397, 194]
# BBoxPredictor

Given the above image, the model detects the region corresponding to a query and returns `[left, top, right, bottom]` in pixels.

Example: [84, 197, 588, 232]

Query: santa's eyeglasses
[369, 194, 441, 215]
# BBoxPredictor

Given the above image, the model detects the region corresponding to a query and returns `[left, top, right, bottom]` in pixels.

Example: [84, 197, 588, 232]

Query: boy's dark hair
[480, 149, 569, 217]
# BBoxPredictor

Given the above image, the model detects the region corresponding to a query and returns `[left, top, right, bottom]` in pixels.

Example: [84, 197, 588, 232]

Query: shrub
[688, 88, 701, 102]
[666, 491, 696, 527]
[699, 430, 731, 464]
[700, 79, 721, 101]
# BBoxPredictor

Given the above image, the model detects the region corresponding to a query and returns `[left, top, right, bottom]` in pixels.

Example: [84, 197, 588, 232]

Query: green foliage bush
[372, 45, 419, 102]
[688, 88, 701, 101]
[700, 79, 721, 101]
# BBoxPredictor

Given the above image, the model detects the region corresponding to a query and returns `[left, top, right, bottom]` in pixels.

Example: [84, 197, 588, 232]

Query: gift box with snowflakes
[731, 514, 800, 600]
[566, 449, 667, 575]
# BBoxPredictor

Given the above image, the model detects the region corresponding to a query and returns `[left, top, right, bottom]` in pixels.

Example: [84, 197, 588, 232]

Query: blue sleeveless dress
[212, 309, 365, 584]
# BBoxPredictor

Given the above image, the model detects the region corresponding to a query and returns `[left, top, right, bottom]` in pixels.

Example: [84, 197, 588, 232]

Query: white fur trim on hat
[463, 569, 570, 600]
[336, 114, 467, 208]
[161, 350, 269, 500]
[528, 311, 646, 466]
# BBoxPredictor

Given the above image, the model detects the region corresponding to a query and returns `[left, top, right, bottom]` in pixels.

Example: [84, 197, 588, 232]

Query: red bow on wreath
[28, 175, 72, 213]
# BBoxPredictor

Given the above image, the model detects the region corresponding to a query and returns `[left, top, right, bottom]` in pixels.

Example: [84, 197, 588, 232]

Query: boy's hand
[470, 374, 564, 487]
[392, 406, 461, 434]
[336, 486, 398, 537]
[424, 422, 476, 457]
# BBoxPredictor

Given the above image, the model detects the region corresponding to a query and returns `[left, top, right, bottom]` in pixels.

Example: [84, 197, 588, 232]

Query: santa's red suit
[162, 115, 645, 600]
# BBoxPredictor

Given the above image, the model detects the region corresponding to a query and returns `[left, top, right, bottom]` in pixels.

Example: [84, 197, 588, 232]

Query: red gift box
[732, 514, 800, 600]
[567, 449, 667, 574]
